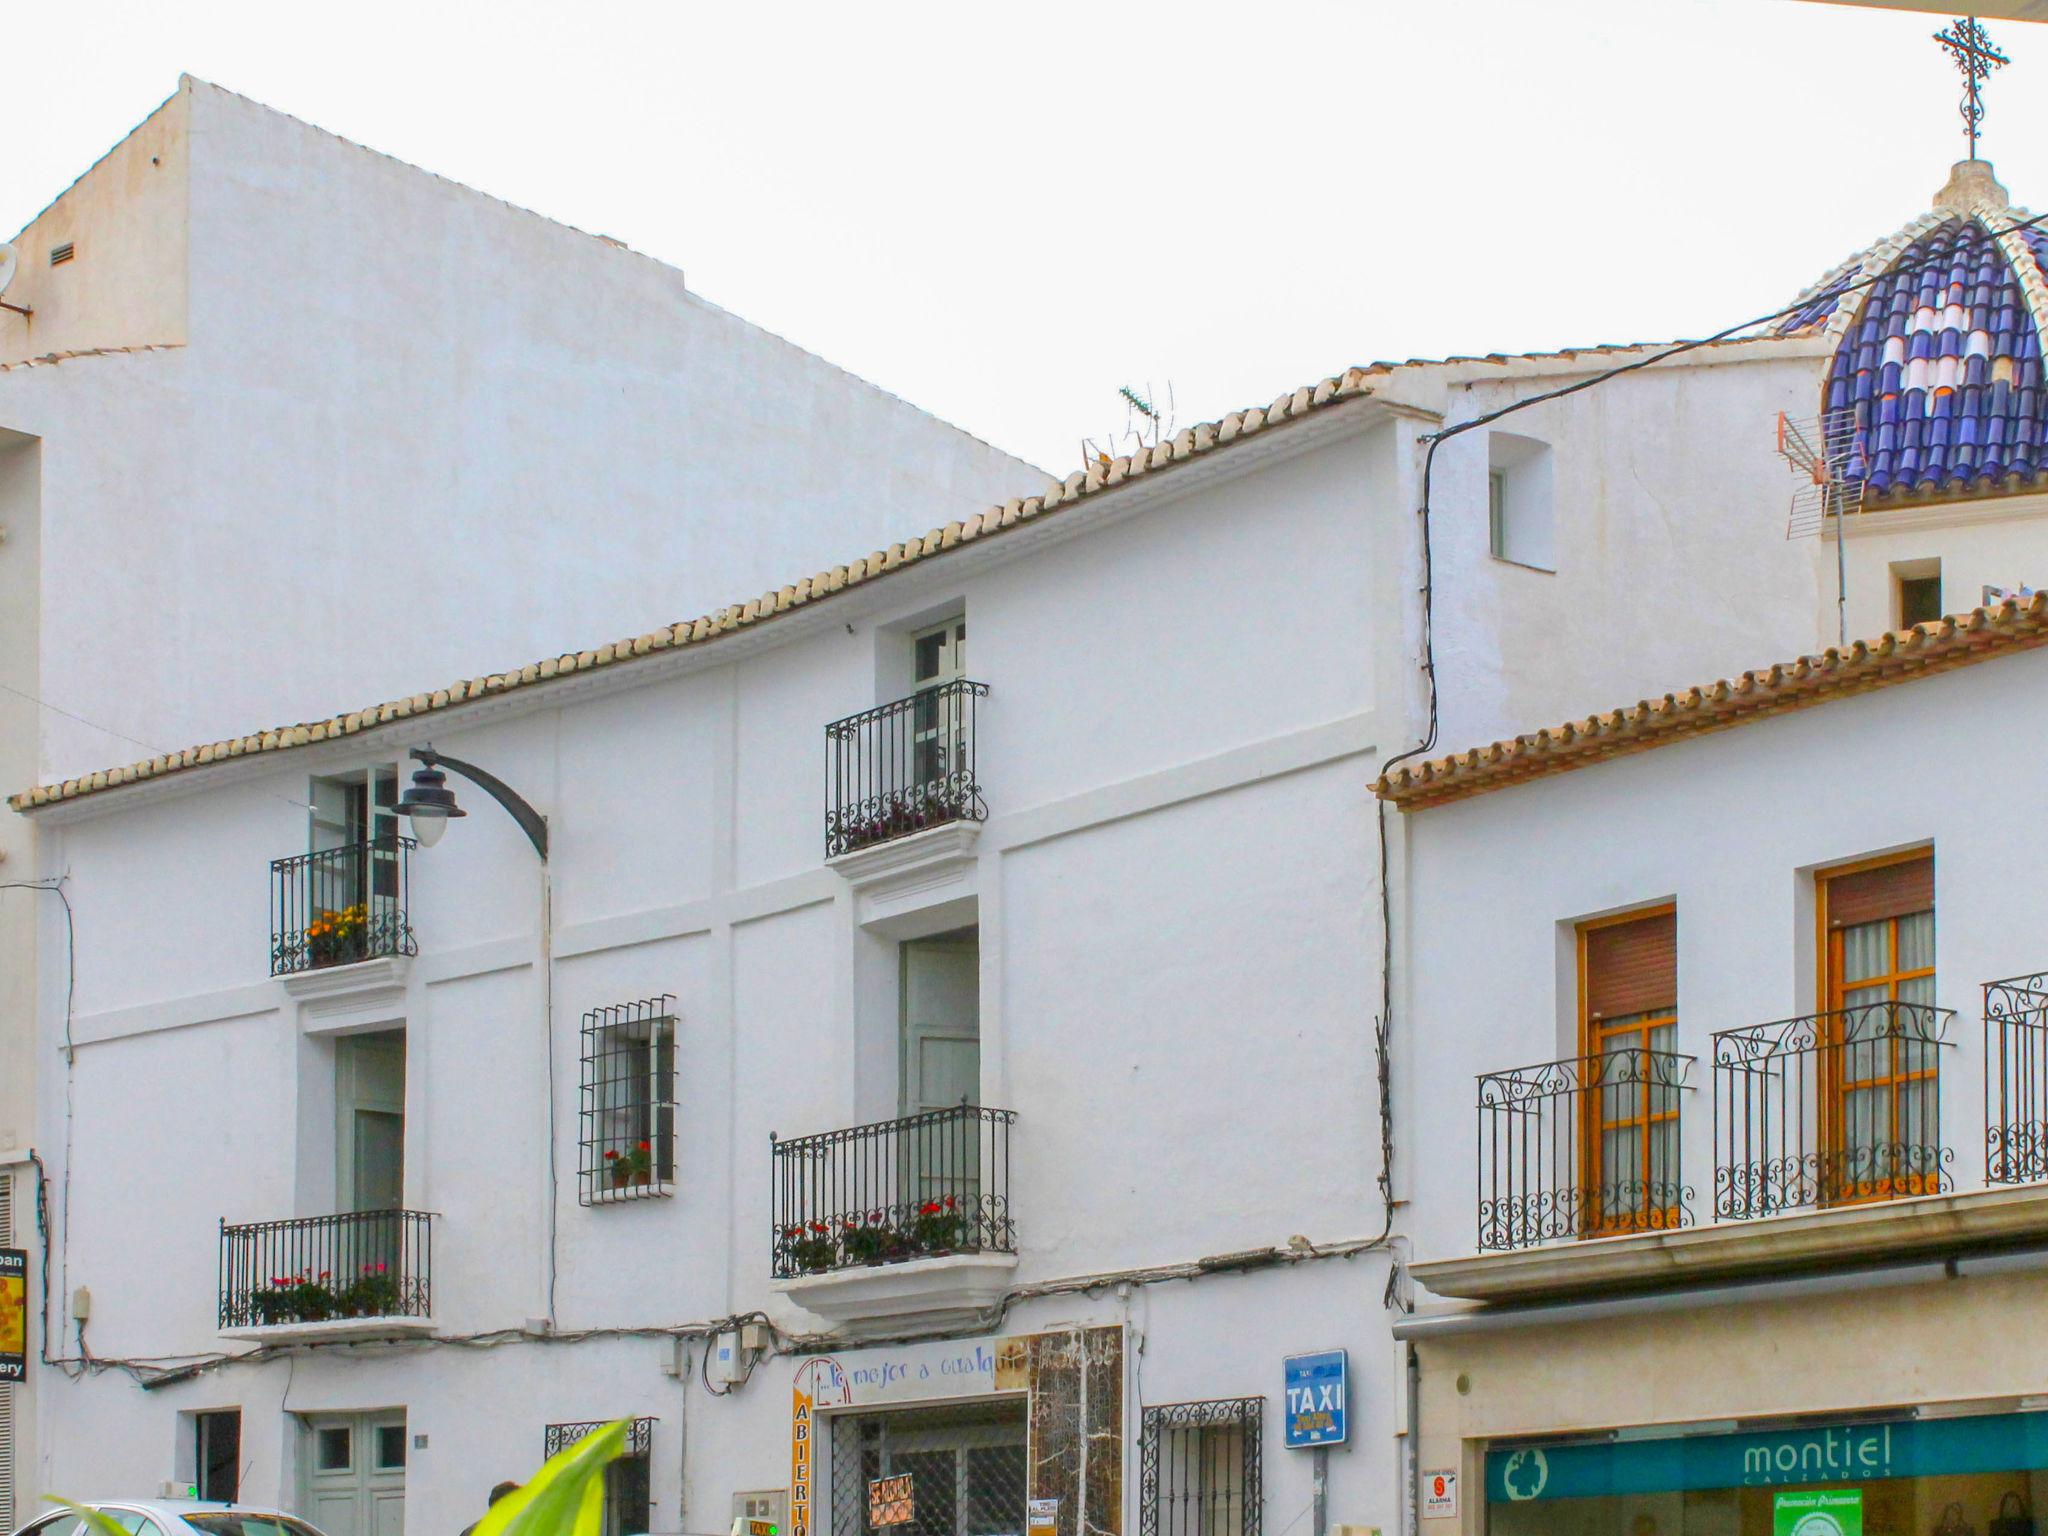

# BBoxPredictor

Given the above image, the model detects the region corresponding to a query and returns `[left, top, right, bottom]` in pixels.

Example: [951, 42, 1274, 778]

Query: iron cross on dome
[1935, 15, 2010, 161]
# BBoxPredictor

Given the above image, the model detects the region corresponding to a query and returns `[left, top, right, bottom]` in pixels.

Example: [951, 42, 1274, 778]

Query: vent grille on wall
[48, 243, 74, 266]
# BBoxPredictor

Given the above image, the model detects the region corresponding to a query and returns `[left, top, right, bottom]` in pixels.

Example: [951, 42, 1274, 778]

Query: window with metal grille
[578, 997, 677, 1205]
[1140, 1399, 1263, 1536]
[544, 1420, 655, 1536]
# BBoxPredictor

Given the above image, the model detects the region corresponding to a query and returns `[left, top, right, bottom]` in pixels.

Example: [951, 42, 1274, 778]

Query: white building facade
[1382, 600, 2048, 1536]
[0, 75, 1041, 1526]
[12, 398, 1417, 1536]
[15, 110, 2048, 1536]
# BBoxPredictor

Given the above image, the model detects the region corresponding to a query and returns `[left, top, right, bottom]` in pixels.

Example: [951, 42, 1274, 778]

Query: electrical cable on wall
[1368, 203, 2048, 1536]
[1372, 199, 2048, 1222]
[29, 204, 2048, 1418]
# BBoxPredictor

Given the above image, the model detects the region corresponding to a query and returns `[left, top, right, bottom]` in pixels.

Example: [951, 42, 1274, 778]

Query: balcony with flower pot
[270, 836, 419, 1000]
[823, 682, 989, 921]
[217, 1208, 435, 1343]
[768, 1104, 1017, 1335]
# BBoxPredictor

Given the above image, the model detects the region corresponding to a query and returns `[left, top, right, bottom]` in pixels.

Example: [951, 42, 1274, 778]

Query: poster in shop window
[869, 1476, 914, 1527]
[0, 1247, 27, 1382]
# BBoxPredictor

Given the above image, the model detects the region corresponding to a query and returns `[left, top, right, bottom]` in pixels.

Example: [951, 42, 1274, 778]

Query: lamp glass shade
[395, 760, 465, 847]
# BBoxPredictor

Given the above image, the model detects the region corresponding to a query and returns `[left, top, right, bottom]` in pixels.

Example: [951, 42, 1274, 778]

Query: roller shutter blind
[1825, 854, 1934, 929]
[1584, 910, 1677, 1020]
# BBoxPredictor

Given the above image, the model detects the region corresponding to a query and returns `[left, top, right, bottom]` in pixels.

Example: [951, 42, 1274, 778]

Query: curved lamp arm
[412, 747, 550, 862]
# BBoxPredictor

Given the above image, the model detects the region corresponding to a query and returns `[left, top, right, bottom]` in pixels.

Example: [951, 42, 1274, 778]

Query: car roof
[13, 1501, 315, 1536]
[88, 1506, 306, 1522]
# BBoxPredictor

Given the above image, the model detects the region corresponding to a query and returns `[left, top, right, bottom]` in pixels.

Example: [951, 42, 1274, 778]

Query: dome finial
[1933, 157, 2010, 213]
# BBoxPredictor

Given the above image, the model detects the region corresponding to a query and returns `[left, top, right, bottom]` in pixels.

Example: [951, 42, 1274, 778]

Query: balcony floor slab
[1415, 1183, 2048, 1304]
[772, 1250, 1018, 1337]
[220, 1314, 436, 1346]
[827, 821, 982, 934]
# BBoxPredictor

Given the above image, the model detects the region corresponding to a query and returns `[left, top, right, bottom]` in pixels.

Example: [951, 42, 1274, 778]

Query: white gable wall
[2, 78, 1044, 787]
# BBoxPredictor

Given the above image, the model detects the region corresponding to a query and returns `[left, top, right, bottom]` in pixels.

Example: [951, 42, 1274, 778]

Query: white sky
[12, 0, 2045, 474]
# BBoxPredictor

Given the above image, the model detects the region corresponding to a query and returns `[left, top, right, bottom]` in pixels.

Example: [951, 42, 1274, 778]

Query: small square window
[1898, 572, 1942, 628]
[1487, 433, 1555, 572]
[315, 1426, 352, 1473]
[375, 1423, 407, 1471]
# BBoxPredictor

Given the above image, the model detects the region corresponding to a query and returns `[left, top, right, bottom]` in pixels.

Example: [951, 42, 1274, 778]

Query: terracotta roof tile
[14, 326, 1819, 816]
[1374, 594, 2048, 811]
[12, 362, 1398, 812]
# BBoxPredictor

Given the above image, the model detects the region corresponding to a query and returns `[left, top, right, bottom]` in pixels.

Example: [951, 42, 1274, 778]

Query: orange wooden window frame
[1578, 905, 1681, 1237]
[1817, 850, 1936, 1206]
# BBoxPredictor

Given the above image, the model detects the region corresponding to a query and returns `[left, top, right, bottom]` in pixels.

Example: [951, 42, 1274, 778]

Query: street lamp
[391, 742, 559, 1323]
[392, 747, 548, 861]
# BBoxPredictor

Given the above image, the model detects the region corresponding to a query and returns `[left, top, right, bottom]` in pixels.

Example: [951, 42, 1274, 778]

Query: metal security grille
[825, 679, 989, 858]
[543, 1418, 656, 1458]
[1140, 1400, 1263, 1536]
[771, 1106, 1015, 1277]
[578, 997, 677, 1205]
[218, 1209, 432, 1326]
[269, 836, 416, 976]
[545, 1421, 656, 1536]
[0, 1169, 12, 1532]
[829, 1400, 1028, 1536]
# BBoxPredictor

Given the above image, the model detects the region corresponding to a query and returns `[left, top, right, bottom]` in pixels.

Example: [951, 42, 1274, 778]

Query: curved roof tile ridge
[15, 365, 1405, 813]
[1377, 592, 2048, 810]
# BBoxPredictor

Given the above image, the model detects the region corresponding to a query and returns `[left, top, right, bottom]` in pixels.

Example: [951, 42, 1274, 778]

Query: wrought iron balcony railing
[1476, 1048, 1696, 1252]
[1713, 1000, 1954, 1219]
[269, 836, 417, 976]
[218, 1209, 432, 1329]
[770, 1104, 1015, 1277]
[825, 679, 988, 858]
[1986, 973, 2048, 1185]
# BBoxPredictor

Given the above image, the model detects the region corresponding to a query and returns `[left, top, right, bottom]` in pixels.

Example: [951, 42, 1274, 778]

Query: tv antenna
[1777, 408, 1864, 645]
[1081, 381, 1175, 473]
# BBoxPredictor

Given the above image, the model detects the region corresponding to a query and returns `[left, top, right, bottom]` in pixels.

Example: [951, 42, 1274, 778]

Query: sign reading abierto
[869, 1476, 914, 1527]
[0, 1246, 26, 1382]
[1283, 1350, 1348, 1447]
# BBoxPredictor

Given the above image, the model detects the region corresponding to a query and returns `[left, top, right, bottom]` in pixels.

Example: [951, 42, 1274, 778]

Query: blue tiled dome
[1779, 161, 2048, 504]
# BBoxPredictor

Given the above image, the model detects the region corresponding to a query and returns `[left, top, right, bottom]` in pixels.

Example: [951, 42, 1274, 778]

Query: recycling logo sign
[1502, 1448, 1548, 1502]
[1774, 1491, 1864, 1536]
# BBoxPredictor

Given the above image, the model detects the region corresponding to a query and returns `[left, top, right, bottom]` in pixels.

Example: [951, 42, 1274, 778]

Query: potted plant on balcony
[337, 1261, 401, 1318]
[304, 903, 369, 968]
[248, 1270, 337, 1326]
[907, 1195, 969, 1257]
[839, 1210, 913, 1267]
[778, 1221, 839, 1274]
